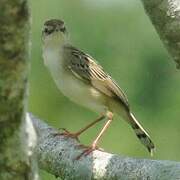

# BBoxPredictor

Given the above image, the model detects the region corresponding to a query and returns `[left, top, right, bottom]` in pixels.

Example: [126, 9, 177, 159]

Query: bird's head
[42, 19, 68, 46]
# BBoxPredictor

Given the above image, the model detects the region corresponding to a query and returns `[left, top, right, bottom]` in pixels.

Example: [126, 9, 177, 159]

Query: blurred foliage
[29, 0, 180, 179]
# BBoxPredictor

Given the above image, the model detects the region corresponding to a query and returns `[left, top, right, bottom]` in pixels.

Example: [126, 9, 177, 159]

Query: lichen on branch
[141, 0, 180, 69]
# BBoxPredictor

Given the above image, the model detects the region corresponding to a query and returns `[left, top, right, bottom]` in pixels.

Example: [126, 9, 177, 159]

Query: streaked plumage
[65, 45, 129, 108]
[42, 19, 155, 155]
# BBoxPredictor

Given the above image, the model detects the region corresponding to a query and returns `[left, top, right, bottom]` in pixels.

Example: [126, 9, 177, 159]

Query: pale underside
[43, 44, 129, 118]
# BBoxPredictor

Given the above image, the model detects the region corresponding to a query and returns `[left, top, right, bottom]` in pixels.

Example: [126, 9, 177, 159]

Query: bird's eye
[60, 26, 66, 33]
[44, 28, 48, 33]
[43, 26, 54, 35]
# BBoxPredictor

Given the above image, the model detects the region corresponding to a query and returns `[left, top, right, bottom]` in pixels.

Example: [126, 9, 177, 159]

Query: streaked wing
[65, 46, 129, 109]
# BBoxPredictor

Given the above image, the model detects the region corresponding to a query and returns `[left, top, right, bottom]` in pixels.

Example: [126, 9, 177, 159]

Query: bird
[42, 19, 155, 157]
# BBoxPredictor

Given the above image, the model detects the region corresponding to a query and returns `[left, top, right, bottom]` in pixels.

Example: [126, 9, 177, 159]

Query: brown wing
[65, 46, 129, 109]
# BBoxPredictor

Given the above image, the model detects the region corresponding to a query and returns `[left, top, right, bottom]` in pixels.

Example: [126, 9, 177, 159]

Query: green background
[29, 0, 180, 179]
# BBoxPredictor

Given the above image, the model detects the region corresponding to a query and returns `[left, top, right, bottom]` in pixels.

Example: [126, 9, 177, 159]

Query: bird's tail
[127, 112, 155, 156]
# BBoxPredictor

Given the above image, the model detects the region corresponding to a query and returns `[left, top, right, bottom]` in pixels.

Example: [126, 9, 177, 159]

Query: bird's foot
[76, 144, 104, 160]
[54, 128, 80, 142]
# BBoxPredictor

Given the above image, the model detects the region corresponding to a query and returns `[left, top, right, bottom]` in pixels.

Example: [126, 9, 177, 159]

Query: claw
[58, 128, 69, 133]
[75, 144, 104, 160]
[76, 144, 89, 149]
[53, 129, 80, 142]
[76, 146, 96, 160]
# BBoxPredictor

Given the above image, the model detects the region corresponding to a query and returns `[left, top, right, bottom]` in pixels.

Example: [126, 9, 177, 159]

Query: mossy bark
[30, 114, 180, 180]
[0, 0, 35, 179]
[141, 0, 180, 69]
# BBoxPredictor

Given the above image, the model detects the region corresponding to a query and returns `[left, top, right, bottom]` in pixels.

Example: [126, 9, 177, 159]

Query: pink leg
[54, 114, 105, 140]
[76, 112, 113, 159]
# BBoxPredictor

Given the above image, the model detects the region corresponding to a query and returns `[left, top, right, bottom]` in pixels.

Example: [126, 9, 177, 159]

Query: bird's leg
[73, 114, 105, 136]
[54, 114, 105, 141]
[76, 112, 113, 159]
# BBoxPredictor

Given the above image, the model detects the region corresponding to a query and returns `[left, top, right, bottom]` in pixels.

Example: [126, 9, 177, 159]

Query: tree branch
[0, 1, 38, 179]
[30, 113, 180, 180]
[141, 0, 180, 69]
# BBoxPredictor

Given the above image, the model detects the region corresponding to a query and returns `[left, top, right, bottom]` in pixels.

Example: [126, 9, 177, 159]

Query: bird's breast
[43, 46, 107, 113]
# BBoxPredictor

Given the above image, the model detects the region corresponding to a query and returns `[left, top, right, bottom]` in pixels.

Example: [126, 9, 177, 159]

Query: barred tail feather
[128, 112, 155, 156]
